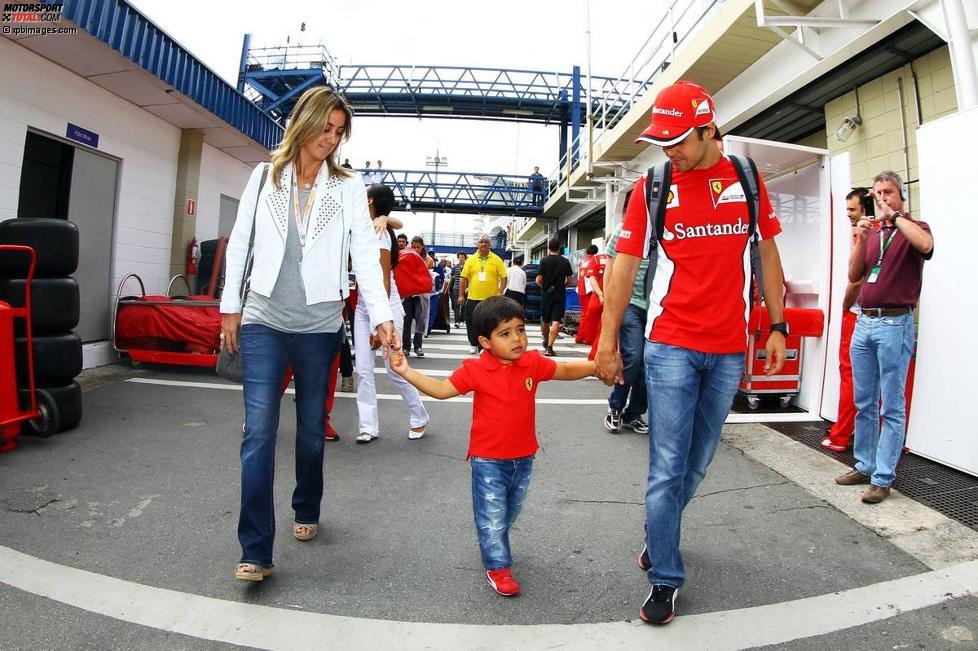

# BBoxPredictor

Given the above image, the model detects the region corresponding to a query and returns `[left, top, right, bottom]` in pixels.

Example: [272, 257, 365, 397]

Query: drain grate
[767, 421, 978, 531]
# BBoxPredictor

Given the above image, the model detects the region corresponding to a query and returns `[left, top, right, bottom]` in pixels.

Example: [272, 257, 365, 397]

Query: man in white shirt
[504, 255, 527, 308]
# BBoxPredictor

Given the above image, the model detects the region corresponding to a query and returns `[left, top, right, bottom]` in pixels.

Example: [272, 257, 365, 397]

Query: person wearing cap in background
[595, 80, 787, 624]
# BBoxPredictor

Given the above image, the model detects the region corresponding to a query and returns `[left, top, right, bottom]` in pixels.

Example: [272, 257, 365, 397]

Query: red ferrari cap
[636, 81, 716, 147]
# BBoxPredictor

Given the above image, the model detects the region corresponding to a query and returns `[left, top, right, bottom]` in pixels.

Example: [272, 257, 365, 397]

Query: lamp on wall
[835, 115, 862, 142]
[836, 86, 863, 142]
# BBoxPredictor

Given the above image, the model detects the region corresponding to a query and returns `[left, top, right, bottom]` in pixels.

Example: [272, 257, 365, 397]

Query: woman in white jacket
[219, 87, 398, 582]
[355, 185, 429, 443]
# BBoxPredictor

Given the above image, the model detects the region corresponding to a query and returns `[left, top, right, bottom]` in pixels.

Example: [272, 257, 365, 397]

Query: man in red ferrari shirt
[575, 244, 599, 343]
[595, 81, 788, 625]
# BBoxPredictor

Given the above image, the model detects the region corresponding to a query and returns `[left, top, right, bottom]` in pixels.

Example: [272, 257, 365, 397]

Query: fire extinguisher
[186, 237, 199, 275]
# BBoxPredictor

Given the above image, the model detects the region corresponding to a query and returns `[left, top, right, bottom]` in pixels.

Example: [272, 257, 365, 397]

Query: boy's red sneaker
[486, 568, 520, 596]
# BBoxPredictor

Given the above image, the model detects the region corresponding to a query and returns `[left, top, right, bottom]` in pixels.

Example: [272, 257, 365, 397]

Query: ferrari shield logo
[525, 378, 533, 391]
[711, 180, 723, 194]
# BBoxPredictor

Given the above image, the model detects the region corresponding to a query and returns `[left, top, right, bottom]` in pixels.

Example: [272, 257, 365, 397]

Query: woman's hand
[373, 215, 389, 235]
[374, 321, 401, 358]
[220, 313, 242, 353]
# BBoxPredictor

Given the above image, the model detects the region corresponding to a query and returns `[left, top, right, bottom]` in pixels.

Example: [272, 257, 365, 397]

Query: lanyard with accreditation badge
[477, 255, 490, 282]
[292, 175, 318, 257]
[866, 224, 897, 284]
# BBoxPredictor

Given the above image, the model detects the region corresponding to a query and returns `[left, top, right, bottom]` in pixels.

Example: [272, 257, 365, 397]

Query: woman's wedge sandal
[235, 563, 272, 582]
[293, 523, 319, 541]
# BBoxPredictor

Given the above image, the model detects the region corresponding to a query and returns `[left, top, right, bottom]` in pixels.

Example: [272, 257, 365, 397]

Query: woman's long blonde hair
[269, 87, 355, 190]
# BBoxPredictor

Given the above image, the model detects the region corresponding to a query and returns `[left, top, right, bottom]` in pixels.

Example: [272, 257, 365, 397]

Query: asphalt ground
[0, 329, 975, 649]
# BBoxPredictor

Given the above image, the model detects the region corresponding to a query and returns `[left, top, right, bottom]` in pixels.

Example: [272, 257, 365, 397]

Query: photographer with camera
[835, 171, 933, 504]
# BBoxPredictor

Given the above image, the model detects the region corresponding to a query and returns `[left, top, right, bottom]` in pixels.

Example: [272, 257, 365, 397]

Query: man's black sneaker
[638, 545, 651, 571]
[640, 584, 677, 625]
[623, 416, 649, 434]
[604, 408, 622, 433]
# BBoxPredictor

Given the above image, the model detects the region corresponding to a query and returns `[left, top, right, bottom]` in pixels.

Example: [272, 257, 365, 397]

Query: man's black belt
[862, 307, 911, 318]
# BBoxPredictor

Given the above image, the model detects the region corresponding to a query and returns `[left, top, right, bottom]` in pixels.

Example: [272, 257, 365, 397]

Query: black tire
[0, 277, 80, 333]
[18, 382, 82, 434]
[0, 218, 79, 277]
[14, 332, 82, 386]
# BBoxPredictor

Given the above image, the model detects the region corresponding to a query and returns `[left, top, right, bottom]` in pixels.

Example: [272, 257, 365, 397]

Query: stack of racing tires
[523, 262, 541, 323]
[0, 218, 83, 437]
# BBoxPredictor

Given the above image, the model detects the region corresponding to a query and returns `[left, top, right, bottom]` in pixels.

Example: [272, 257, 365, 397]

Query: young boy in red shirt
[390, 296, 594, 596]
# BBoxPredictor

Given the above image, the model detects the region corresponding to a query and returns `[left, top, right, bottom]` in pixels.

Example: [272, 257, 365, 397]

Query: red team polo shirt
[585, 253, 608, 290]
[616, 156, 782, 353]
[449, 349, 557, 459]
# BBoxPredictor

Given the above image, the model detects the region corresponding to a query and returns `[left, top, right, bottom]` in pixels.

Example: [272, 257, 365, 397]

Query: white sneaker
[356, 432, 378, 444]
[408, 426, 426, 440]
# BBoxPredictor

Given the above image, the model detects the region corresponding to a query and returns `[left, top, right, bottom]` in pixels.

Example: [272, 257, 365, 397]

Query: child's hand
[389, 349, 410, 376]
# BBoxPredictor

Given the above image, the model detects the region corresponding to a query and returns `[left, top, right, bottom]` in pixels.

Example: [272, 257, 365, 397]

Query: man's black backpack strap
[642, 161, 672, 303]
[728, 153, 764, 307]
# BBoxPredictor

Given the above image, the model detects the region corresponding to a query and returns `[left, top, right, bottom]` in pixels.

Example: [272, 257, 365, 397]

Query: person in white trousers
[355, 184, 429, 443]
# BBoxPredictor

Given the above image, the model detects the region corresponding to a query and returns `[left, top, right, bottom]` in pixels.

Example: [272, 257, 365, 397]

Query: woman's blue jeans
[643, 341, 744, 589]
[238, 323, 341, 567]
[850, 312, 915, 487]
[471, 456, 534, 571]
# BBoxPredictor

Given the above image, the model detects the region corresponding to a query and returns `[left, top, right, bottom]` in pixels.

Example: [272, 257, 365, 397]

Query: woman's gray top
[242, 186, 344, 333]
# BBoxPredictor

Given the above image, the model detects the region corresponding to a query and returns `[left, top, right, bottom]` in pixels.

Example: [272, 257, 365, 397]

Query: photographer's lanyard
[292, 178, 318, 254]
[867, 227, 897, 284]
[478, 255, 489, 282]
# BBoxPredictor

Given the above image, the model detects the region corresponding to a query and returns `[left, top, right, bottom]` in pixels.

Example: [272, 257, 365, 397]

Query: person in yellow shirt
[459, 234, 508, 354]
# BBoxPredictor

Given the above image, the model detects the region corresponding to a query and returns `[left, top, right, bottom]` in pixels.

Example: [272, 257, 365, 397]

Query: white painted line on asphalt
[124, 379, 813, 418]
[0, 544, 975, 650]
[409, 342, 582, 353]
[125, 378, 608, 405]
[369, 367, 597, 380]
[374, 351, 586, 361]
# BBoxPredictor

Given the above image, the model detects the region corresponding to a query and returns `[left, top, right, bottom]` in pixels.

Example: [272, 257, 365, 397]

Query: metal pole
[237, 33, 252, 94]
[585, 0, 594, 176]
[571, 66, 582, 167]
[941, 0, 978, 111]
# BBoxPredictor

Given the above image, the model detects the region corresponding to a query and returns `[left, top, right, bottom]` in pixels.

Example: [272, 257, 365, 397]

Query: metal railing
[245, 43, 339, 81]
[543, 0, 724, 202]
[337, 65, 647, 105]
[359, 169, 545, 216]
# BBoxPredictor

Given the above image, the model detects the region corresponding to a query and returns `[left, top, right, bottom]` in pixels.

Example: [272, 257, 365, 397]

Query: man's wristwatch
[769, 322, 789, 337]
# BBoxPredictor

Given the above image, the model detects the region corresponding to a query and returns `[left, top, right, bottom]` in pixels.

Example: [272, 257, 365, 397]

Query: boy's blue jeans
[470, 456, 534, 570]
[238, 323, 341, 568]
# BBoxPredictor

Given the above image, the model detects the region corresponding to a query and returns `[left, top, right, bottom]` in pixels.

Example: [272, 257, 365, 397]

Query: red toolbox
[740, 306, 824, 409]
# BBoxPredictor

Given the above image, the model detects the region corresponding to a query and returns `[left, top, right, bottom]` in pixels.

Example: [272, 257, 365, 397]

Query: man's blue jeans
[471, 456, 534, 570]
[608, 304, 648, 419]
[238, 323, 341, 567]
[850, 312, 915, 487]
[644, 341, 743, 588]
